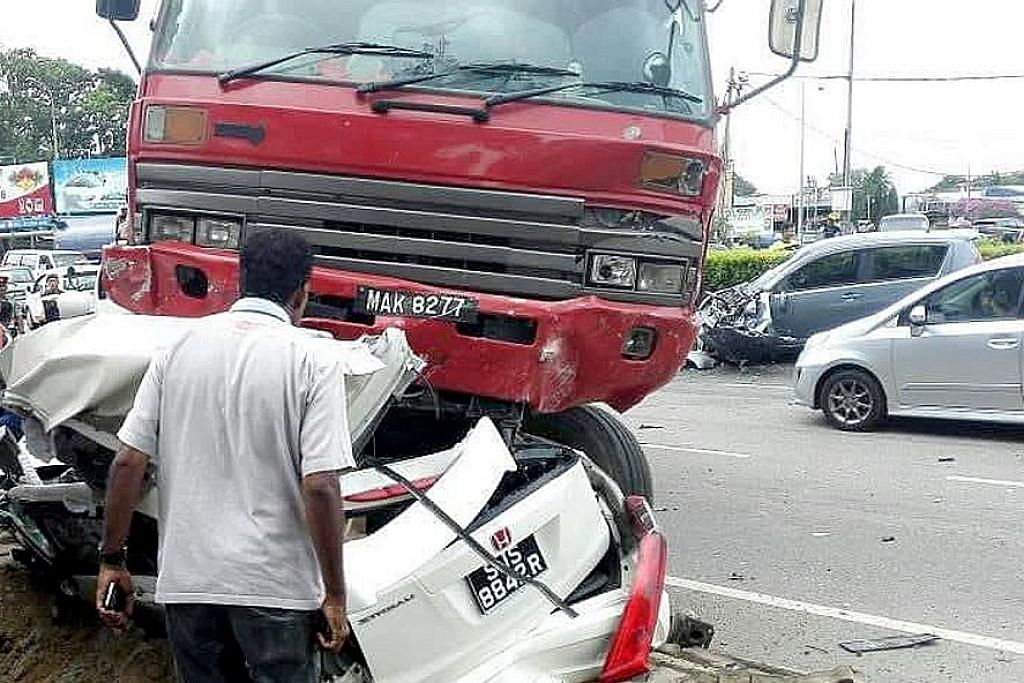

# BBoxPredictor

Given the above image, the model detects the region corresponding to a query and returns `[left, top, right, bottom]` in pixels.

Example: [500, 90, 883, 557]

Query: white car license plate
[465, 535, 548, 614]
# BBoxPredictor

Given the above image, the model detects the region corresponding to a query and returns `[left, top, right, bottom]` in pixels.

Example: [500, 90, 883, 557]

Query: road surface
[625, 364, 1024, 683]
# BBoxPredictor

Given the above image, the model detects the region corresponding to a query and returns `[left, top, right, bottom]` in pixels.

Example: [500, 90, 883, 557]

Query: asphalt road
[623, 364, 1024, 683]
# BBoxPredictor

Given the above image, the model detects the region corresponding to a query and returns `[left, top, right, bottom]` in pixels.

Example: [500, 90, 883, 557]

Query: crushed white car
[0, 316, 671, 682]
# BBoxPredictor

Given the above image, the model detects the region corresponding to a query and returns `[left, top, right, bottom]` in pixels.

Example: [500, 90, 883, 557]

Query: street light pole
[797, 81, 806, 240]
[842, 0, 857, 219]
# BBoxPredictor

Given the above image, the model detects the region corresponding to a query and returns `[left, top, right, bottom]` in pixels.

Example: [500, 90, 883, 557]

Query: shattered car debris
[697, 285, 802, 365]
[0, 315, 673, 683]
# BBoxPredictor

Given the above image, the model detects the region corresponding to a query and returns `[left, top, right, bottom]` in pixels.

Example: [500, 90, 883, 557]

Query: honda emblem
[491, 527, 512, 552]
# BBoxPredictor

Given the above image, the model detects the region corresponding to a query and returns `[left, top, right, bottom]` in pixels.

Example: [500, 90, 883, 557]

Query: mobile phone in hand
[103, 582, 127, 613]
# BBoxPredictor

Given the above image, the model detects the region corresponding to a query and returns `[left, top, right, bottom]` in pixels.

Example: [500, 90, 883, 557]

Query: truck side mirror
[719, 0, 824, 114]
[909, 304, 927, 336]
[95, 0, 140, 21]
[770, 0, 824, 62]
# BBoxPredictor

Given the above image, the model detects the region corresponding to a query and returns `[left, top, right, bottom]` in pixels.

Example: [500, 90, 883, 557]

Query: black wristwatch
[98, 544, 127, 568]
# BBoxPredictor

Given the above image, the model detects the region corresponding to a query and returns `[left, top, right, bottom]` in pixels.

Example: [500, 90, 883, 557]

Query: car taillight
[600, 496, 668, 683]
[344, 476, 438, 503]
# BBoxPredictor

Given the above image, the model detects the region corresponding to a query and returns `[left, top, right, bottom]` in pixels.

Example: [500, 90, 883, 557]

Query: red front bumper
[102, 243, 695, 413]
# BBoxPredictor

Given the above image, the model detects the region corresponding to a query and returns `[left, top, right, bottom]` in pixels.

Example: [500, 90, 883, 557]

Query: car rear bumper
[101, 243, 696, 412]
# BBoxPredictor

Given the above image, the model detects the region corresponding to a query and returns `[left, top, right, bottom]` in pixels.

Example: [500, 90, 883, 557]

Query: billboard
[0, 162, 53, 220]
[52, 158, 127, 215]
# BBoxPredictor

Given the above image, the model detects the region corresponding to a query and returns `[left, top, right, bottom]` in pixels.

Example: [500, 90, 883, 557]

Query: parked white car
[795, 254, 1024, 430]
[2, 250, 90, 279]
[22, 266, 99, 329]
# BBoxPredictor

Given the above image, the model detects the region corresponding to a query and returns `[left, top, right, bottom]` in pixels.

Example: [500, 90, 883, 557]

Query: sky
[2, 1, 1023, 196]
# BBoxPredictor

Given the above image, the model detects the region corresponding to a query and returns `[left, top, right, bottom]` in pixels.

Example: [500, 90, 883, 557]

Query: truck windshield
[150, 0, 712, 119]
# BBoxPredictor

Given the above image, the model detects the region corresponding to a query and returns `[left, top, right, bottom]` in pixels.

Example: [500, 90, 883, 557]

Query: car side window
[41, 256, 53, 270]
[922, 268, 1024, 324]
[786, 252, 861, 291]
[22, 255, 39, 271]
[868, 245, 948, 282]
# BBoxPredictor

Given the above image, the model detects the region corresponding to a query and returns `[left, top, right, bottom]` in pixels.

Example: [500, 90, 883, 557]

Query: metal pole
[797, 81, 806, 240]
[48, 94, 59, 160]
[842, 0, 857, 214]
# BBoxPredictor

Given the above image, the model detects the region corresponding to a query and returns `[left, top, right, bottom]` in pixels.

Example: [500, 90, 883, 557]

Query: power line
[746, 71, 1024, 83]
[759, 95, 956, 177]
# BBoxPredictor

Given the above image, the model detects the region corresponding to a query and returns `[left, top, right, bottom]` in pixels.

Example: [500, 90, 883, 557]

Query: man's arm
[101, 446, 150, 555]
[299, 354, 354, 651]
[303, 472, 345, 600]
[96, 446, 149, 630]
[302, 472, 349, 650]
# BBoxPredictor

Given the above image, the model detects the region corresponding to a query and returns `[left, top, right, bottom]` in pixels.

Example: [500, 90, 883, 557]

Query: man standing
[96, 229, 351, 682]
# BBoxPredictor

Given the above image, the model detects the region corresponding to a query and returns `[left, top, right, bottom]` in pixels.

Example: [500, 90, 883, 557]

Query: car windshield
[150, 0, 712, 118]
[52, 254, 86, 269]
[65, 273, 98, 292]
[1, 268, 33, 284]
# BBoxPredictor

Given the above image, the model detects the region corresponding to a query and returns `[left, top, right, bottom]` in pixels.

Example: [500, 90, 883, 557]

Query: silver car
[795, 254, 1024, 430]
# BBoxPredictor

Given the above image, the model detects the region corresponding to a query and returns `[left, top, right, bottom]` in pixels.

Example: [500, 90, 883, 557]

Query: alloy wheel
[826, 378, 874, 427]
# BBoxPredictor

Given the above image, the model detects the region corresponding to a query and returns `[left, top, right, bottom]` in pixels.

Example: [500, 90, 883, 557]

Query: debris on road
[938, 457, 956, 463]
[641, 424, 668, 430]
[880, 536, 897, 543]
[669, 616, 716, 649]
[651, 648, 865, 682]
[686, 349, 719, 370]
[838, 633, 939, 654]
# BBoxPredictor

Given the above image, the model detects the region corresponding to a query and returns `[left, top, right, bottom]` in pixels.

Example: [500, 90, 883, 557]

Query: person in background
[0, 299, 14, 347]
[96, 229, 352, 682]
[43, 275, 61, 296]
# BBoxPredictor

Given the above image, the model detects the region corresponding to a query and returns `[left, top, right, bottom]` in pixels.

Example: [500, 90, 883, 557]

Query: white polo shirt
[118, 298, 354, 610]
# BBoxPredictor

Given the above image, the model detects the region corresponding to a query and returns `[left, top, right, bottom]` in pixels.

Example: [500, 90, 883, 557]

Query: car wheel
[820, 368, 886, 432]
[526, 405, 654, 501]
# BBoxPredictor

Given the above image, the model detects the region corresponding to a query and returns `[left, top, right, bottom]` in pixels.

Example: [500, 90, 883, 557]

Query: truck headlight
[589, 254, 637, 289]
[196, 217, 242, 250]
[149, 214, 195, 243]
[637, 263, 684, 295]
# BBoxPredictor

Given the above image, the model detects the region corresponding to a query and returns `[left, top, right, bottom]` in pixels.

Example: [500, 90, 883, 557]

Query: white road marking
[665, 576, 1024, 655]
[947, 475, 1024, 489]
[641, 444, 752, 459]
[719, 382, 791, 391]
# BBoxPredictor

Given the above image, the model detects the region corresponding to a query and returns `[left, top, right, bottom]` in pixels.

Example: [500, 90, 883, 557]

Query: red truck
[95, 0, 821, 499]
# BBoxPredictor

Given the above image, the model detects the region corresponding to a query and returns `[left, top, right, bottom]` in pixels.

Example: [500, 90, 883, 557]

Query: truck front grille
[135, 163, 698, 304]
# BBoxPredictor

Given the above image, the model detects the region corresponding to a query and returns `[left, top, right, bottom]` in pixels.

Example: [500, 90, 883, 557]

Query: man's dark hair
[240, 229, 314, 305]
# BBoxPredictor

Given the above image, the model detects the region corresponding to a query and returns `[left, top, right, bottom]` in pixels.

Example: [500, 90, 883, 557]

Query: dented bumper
[101, 243, 696, 413]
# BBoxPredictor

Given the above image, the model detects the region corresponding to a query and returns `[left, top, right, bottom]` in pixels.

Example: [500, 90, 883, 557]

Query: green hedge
[703, 248, 791, 292]
[703, 240, 1024, 293]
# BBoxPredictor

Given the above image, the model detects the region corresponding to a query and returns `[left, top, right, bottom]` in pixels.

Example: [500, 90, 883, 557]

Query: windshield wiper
[218, 42, 434, 86]
[357, 61, 579, 96]
[486, 80, 703, 108]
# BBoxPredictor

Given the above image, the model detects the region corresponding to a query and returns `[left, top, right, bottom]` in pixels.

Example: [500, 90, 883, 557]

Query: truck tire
[526, 405, 654, 501]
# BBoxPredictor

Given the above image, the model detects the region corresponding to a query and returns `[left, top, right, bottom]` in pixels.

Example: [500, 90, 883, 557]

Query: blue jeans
[165, 604, 320, 683]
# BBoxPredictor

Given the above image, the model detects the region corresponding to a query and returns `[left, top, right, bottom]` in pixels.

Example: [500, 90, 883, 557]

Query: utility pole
[797, 80, 806, 240]
[718, 68, 747, 241]
[842, 0, 857, 223]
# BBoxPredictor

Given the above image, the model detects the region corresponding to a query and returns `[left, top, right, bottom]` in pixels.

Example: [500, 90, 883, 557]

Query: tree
[0, 48, 135, 163]
[733, 173, 758, 197]
[829, 166, 899, 222]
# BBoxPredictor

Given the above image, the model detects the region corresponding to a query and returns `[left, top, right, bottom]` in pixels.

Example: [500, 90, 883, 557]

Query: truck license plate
[466, 535, 547, 614]
[354, 286, 478, 323]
